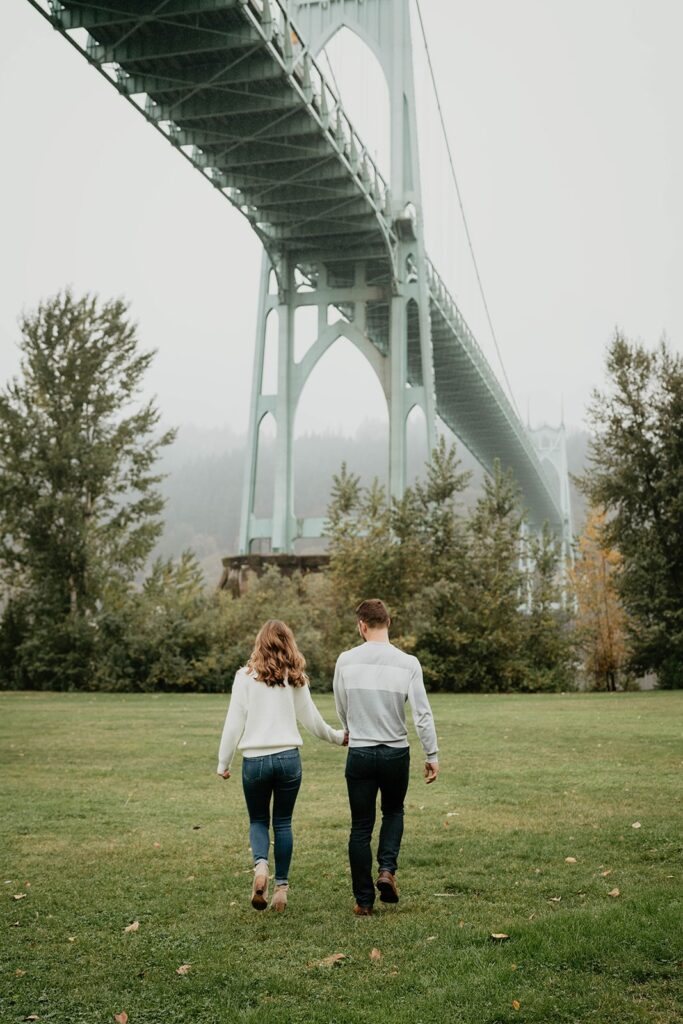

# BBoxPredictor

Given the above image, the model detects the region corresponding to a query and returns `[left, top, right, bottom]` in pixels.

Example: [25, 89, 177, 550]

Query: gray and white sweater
[333, 641, 438, 761]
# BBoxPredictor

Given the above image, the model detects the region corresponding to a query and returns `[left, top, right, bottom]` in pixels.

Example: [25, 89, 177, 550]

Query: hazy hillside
[155, 423, 591, 583]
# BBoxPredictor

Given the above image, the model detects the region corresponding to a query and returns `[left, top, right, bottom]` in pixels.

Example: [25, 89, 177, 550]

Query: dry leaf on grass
[631, 821, 641, 829]
[15, 969, 26, 977]
[549, 896, 562, 902]
[114, 1014, 128, 1024]
[370, 948, 382, 961]
[565, 857, 577, 864]
[426, 936, 437, 941]
[13, 893, 27, 901]
[153, 842, 161, 849]
[23, 1016, 39, 1022]
[608, 888, 620, 898]
[600, 869, 612, 877]
[176, 964, 191, 975]
[68, 937, 76, 943]
[490, 933, 509, 941]
[318, 953, 346, 967]
[124, 921, 139, 933]
[512, 999, 521, 1011]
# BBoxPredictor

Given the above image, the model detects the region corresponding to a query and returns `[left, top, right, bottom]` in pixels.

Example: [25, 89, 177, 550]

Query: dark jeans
[345, 744, 411, 907]
[241, 747, 302, 885]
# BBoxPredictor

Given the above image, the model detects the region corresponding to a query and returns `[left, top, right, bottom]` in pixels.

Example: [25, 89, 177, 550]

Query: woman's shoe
[271, 883, 288, 912]
[251, 868, 269, 910]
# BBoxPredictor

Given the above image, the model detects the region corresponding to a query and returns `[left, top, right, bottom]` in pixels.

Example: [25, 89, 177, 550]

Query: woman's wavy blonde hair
[247, 619, 309, 688]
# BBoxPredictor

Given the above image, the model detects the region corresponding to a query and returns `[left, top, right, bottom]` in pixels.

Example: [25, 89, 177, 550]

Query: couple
[216, 598, 439, 915]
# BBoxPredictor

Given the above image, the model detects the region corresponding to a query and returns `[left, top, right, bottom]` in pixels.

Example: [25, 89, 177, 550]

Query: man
[333, 598, 439, 915]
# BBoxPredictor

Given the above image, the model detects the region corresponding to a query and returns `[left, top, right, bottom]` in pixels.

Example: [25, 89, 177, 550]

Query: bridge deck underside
[37, 0, 563, 529]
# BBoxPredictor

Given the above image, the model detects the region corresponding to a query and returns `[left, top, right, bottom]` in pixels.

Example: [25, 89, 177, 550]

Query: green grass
[1, 691, 681, 1024]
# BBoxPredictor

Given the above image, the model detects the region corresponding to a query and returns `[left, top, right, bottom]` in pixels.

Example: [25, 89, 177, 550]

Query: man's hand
[424, 761, 439, 784]
[218, 769, 231, 780]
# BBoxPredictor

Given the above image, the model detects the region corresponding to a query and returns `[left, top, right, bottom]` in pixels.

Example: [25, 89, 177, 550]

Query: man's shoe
[251, 870, 269, 911]
[376, 870, 399, 904]
[353, 904, 373, 916]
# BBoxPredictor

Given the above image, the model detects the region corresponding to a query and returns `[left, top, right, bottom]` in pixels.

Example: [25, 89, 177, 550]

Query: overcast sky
[1, 0, 680, 440]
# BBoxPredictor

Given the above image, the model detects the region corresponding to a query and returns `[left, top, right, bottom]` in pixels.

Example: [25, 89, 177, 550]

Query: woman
[217, 619, 346, 912]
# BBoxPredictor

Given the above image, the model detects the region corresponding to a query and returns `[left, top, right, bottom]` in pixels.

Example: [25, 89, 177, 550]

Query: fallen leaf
[608, 888, 620, 898]
[511, 964, 517, 971]
[446, 811, 459, 817]
[23, 1017, 39, 1022]
[631, 821, 641, 829]
[124, 921, 139, 933]
[490, 933, 509, 941]
[443, 821, 449, 828]
[512, 999, 521, 1011]
[192, 825, 201, 830]
[370, 948, 382, 961]
[565, 857, 577, 864]
[600, 869, 612, 877]
[13, 893, 27, 901]
[534, 868, 541, 874]
[68, 937, 76, 943]
[229, 901, 237, 907]
[24, 881, 31, 888]
[176, 963, 191, 975]
[186, 876, 195, 882]
[15, 969, 26, 976]
[114, 1014, 128, 1024]
[549, 896, 562, 902]
[426, 935, 437, 941]
[528, 913, 536, 920]
[153, 842, 161, 849]
[319, 953, 346, 967]
[458, 919, 464, 928]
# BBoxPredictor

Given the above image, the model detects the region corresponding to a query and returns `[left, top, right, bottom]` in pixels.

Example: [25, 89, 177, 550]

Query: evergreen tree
[524, 523, 574, 691]
[579, 334, 683, 687]
[0, 291, 175, 689]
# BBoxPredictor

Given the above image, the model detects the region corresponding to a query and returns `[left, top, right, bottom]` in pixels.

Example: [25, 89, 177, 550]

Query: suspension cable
[414, 0, 522, 420]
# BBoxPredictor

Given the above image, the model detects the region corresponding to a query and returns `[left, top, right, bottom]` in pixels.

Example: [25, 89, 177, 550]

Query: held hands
[424, 761, 439, 784]
[217, 769, 231, 780]
[342, 730, 349, 747]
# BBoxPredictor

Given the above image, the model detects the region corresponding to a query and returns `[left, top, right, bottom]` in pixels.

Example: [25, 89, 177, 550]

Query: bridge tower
[239, 0, 436, 554]
[528, 422, 575, 579]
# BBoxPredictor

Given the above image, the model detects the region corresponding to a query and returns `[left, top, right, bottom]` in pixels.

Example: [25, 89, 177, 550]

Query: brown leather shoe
[376, 870, 399, 903]
[353, 904, 373, 916]
[251, 870, 269, 911]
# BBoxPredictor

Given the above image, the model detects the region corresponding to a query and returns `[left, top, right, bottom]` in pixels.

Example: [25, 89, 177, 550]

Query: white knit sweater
[217, 668, 345, 772]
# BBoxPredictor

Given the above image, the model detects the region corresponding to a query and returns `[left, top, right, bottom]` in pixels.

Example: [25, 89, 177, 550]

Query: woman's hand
[342, 730, 349, 747]
[218, 769, 231, 780]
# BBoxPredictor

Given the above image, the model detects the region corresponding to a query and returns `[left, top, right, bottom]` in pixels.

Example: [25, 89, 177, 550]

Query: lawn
[1, 690, 681, 1024]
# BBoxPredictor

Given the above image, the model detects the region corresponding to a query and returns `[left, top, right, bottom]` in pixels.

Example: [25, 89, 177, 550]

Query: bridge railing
[249, 0, 392, 216]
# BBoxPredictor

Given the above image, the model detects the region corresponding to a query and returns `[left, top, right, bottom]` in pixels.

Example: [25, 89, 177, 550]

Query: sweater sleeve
[293, 685, 345, 745]
[332, 656, 348, 731]
[217, 672, 248, 772]
[407, 659, 439, 762]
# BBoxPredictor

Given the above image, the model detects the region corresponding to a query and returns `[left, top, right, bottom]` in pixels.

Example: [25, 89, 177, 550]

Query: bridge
[27, 0, 573, 560]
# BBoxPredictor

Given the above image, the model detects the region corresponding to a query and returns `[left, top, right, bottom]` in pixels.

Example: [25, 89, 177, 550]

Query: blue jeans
[241, 748, 302, 885]
[345, 745, 411, 907]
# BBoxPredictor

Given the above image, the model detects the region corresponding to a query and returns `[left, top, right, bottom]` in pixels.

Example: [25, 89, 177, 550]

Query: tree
[0, 291, 175, 689]
[570, 508, 630, 690]
[579, 334, 683, 687]
[523, 523, 574, 691]
[416, 460, 528, 692]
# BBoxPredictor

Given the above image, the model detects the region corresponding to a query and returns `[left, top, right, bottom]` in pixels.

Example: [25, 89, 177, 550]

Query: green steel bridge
[27, 0, 572, 557]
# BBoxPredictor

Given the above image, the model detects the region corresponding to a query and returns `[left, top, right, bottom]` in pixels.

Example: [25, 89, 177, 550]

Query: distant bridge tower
[528, 422, 575, 572]
[239, 0, 436, 553]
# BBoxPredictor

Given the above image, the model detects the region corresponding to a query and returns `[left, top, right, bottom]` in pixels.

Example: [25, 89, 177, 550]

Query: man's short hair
[355, 598, 390, 628]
